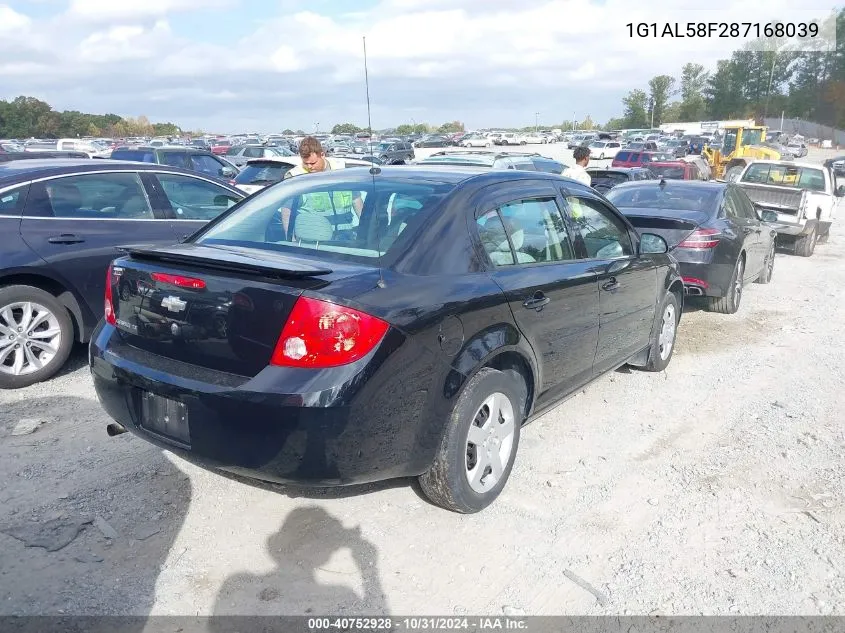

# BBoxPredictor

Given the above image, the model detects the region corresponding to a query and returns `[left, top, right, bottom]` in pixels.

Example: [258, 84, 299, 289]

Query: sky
[0, 0, 837, 133]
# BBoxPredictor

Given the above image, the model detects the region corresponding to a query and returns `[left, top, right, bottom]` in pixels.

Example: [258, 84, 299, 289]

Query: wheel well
[669, 280, 684, 311]
[484, 351, 534, 420]
[0, 273, 84, 342]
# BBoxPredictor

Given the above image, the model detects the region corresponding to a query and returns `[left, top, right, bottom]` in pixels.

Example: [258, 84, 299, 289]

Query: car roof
[610, 179, 726, 193]
[0, 158, 226, 188]
[587, 167, 645, 173]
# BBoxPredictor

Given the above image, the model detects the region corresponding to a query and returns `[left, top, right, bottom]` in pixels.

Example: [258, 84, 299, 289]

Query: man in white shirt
[562, 146, 592, 186]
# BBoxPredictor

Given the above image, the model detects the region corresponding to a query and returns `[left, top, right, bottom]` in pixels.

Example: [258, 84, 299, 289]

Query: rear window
[234, 162, 296, 185]
[741, 163, 826, 191]
[649, 165, 686, 179]
[195, 177, 455, 263]
[615, 151, 631, 162]
[111, 149, 156, 163]
[606, 185, 719, 211]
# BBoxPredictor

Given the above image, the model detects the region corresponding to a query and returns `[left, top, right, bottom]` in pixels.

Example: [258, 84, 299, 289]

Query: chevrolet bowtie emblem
[161, 296, 187, 313]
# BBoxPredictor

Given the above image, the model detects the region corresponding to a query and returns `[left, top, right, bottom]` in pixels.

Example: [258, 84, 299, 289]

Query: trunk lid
[110, 243, 374, 376]
[618, 207, 705, 249]
[738, 183, 804, 215]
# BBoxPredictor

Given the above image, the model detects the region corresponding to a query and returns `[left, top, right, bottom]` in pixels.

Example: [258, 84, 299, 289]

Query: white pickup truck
[733, 160, 842, 257]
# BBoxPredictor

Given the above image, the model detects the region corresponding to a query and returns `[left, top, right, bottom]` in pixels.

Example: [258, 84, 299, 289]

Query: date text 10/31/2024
[626, 22, 820, 39]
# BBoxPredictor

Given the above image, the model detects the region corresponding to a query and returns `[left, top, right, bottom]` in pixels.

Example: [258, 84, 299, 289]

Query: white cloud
[0, 0, 838, 131]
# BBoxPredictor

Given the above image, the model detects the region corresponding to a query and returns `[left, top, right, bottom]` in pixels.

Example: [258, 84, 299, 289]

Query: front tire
[419, 367, 523, 513]
[0, 285, 74, 389]
[706, 255, 744, 314]
[643, 292, 680, 372]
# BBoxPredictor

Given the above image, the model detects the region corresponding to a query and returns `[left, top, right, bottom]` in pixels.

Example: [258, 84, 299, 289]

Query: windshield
[607, 185, 719, 211]
[740, 163, 826, 191]
[589, 171, 630, 188]
[589, 142, 606, 148]
[195, 177, 455, 263]
[234, 162, 295, 185]
[649, 165, 687, 179]
[110, 149, 156, 163]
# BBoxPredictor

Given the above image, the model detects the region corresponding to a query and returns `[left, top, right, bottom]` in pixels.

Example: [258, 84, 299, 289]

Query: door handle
[522, 293, 550, 310]
[47, 234, 85, 244]
[602, 278, 619, 292]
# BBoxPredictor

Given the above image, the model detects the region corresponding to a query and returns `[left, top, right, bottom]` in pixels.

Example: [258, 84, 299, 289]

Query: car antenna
[363, 35, 386, 289]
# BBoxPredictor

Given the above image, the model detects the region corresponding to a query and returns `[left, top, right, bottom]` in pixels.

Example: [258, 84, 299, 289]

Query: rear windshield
[649, 165, 686, 179]
[194, 177, 455, 263]
[234, 162, 295, 185]
[607, 185, 719, 211]
[741, 163, 826, 191]
[111, 149, 156, 163]
[589, 171, 630, 187]
[615, 151, 631, 162]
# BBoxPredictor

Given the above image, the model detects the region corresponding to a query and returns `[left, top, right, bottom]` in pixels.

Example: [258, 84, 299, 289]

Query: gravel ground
[1, 146, 843, 618]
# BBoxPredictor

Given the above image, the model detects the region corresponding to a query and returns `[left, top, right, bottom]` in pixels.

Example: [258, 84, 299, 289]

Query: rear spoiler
[120, 244, 333, 278]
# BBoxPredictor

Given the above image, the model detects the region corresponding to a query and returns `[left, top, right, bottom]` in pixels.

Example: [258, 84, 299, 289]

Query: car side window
[244, 147, 263, 158]
[156, 173, 240, 221]
[565, 196, 633, 259]
[191, 154, 225, 177]
[27, 173, 154, 219]
[161, 152, 187, 168]
[480, 198, 574, 266]
[0, 185, 28, 216]
[723, 191, 741, 219]
[476, 210, 515, 266]
[730, 188, 757, 220]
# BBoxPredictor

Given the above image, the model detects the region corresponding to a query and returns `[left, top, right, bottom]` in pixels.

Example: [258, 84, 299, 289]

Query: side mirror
[640, 233, 668, 254]
[836, 185, 845, 197]
[760, 209, 779, 223]
[220, 166, 237, 179]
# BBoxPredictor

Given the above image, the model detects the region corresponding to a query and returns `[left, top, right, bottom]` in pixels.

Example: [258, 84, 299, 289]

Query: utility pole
[535, 112, 539, 133]
[764, 48, 778, 120]
[572, 111, 576, 132]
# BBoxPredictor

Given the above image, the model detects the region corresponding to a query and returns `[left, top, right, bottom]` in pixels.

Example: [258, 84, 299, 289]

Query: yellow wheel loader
[703, 126, 783, 180]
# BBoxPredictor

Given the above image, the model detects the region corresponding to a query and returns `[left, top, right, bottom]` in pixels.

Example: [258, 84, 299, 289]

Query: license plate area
[139, 392, 191, 447]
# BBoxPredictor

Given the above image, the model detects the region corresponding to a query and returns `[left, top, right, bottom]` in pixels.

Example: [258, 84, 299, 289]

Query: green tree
[580, 115, 595, 130]
[395, 124, 415, 135]
[622, 89, 649, 127]
[648, 75, 676, 126]
[679, 63, 709, 121]
[437, 120, 465, 133]
[331, 122, 361, 135]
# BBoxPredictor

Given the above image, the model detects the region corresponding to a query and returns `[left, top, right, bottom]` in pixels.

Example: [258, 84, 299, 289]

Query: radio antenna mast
[363, 36, 386, 289]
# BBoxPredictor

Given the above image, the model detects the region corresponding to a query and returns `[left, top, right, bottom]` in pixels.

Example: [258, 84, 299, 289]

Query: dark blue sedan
[0, 159, 244, 388]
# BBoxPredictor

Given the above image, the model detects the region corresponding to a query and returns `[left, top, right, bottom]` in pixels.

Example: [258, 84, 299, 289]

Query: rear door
[726, 186, 763, 274]
[146, 171, 243, 240]
[562, 193, 658, 374]
[18, 171, 175, 324]
[475, 183, 600, 404]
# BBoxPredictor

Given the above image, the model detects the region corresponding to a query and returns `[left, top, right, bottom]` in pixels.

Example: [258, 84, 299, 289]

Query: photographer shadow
[211, 505, 388, 619]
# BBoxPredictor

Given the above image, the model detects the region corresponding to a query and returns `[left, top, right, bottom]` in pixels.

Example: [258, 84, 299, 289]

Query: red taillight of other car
[104, 265, 116, 326]
[270, 297, 389, 368]
[150, 272, 206, 290]
[678, 228, 720, 249]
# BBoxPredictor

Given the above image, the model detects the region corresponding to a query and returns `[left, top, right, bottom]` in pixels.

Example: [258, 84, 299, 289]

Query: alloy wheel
[658, 303, 677, 361]
[0, 302, 63, 376]
[733, 259, 745, 308]
[465, 392, 516, 493]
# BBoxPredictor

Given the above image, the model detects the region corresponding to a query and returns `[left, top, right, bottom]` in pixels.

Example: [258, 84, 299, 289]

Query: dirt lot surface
[1, 147, 843, 618]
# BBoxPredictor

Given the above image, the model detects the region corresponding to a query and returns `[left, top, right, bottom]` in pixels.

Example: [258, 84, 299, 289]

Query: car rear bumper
[89, 323, 435, 486]
[677, 261, 733, 298]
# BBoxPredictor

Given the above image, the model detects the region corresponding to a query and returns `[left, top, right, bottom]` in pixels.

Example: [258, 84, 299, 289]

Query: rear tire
[643, 293, 680, 372]
[755, 242, 775, 284]
[0, 285, 74, 389]
[794, 222, 817, 257]
[706, 256, 744, 314]
[419, 367, 523, 513]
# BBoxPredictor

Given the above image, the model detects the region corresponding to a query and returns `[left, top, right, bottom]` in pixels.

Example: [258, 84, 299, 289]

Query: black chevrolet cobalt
[91, 166, 684, 512]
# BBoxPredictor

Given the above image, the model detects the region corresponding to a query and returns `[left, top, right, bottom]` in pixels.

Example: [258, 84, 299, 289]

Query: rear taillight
[682, 276, 710, 288]
[104, 265, 116, 326]
[151, 272, 206, 290]
[678, 228, 720, 249]
[270, 297, 389, 368]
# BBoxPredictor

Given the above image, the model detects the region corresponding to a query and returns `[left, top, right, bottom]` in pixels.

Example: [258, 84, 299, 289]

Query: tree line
[0, 96, 186, 139]
[606, 8, 845, 131]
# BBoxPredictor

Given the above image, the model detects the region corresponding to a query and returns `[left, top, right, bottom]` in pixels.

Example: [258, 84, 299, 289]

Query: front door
[475, 193, 600, 405]
[562, 194, 658, 374]
[18, 171, 175, 325]
[723, 187, 762, 278]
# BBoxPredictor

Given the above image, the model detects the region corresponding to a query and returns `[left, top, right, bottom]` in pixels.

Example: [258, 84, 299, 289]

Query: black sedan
[414, 135, 452, 148]
[0, 159, 245, 388]
[91, 167, 684, 513]
[606, 180, 778, 314]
